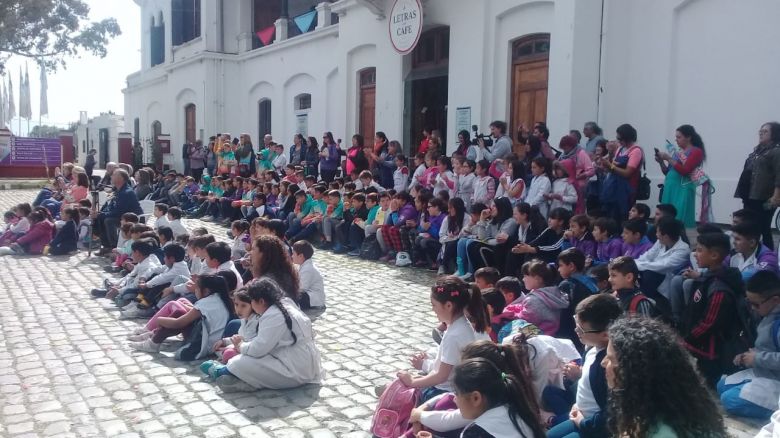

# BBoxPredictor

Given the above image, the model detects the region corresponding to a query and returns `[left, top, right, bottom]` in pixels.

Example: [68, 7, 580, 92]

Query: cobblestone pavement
[0, 189, 763, 438]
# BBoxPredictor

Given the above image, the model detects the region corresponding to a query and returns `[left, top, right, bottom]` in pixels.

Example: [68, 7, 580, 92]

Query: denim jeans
[456, 238, 474, 274]
[547, 420, 580, 438]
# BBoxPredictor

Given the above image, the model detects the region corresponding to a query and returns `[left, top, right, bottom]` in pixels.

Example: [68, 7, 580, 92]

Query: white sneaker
[131, 326, 149, 335]
[119, 306, 155, 320]
[129, 338, 160, 353]
[127, 331, 153, 342]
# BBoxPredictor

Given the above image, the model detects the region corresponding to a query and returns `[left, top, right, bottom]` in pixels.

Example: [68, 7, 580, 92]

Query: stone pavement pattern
[0, 189, 762, 438]
[0, 189, 439, 438]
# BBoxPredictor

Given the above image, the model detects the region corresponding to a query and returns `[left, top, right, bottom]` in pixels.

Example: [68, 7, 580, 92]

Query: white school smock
[194, 294, 230, 360]
[227, 299, 323, 389]
[525, 174, 551, 217]
[576, 347, 603, 417]
[460, 405, 536, 438]
[425, 316, 490, 392]
[298, 258, 325, 308]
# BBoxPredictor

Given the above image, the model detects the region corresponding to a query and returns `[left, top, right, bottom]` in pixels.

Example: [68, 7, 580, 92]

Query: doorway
[359, 68, 376, 143]
[258, 99, 272, 138]
[405, 26, 449, 155]
[510, 34, 550, 139]
[99, 128, 109, 168]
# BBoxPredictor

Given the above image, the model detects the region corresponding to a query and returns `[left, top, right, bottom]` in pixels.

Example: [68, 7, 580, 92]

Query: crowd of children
[5, 125, 780, 437]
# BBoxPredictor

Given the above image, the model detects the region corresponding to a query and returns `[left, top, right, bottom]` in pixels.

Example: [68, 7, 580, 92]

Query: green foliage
[0, 0, 121, 73]
[29, 124, 64, 138]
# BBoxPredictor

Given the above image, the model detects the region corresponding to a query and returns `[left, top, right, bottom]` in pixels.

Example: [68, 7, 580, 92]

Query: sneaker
[129, 338, 161, 353]
[201, 216, 214, 222]
[457, 272, 473, 281]
[90, 288, 108, 298]
[127, 331, 153, 342]
[119, 306, 155, 320]
[395, 252, 412, 267]
[436, 265, 446, 275]
[106, 289, 119, 300]
[347, 250, 361, 257]
[131, 326, 150, 335]
[199, 360, 220, 377]
[215, 374, 255, 393]
[121, 302, 138, 312]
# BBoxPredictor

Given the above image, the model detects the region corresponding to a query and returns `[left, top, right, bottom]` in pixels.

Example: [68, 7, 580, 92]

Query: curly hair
[251, 235, 300, 300]
[607, 317, 727, 438]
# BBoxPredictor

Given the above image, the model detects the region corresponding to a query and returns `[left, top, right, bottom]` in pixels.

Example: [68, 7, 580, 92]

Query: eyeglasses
[574, 318, 604, 334]
[759, 129, 770, 134]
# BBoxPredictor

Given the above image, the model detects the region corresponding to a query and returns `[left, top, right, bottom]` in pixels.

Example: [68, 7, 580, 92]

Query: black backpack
[360, 235, 382, 260]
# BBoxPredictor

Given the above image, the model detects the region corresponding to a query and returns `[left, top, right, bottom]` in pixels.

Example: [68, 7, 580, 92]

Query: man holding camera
[479, 120, 513, 162]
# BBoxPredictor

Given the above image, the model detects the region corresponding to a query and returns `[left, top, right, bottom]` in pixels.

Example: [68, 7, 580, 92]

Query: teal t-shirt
[366, 204, 380, 224]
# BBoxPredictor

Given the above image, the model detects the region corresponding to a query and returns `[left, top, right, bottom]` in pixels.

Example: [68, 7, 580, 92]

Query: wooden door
[359, 68, 376, 144]
[511, 60, 549, 136]
[510, 34, 550, 139]
[185, 104, 196, 143]
[359, 87, 375, 143]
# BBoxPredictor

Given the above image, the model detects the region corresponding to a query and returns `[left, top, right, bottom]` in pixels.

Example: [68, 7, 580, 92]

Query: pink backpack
[371, 378, 419, 438]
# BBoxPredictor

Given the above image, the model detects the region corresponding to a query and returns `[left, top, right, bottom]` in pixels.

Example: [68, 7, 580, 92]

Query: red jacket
[16, 220, 55, 254]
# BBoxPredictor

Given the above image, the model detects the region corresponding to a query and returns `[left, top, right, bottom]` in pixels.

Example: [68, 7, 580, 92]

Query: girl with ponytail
[397, 276, 491, 402]
[407, 341, 545, 437]
[203, 277, 323, 393]
[453, 357, 546, 437]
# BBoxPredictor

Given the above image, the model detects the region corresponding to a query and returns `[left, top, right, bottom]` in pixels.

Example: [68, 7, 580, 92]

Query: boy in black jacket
[548, 293, 621, 437]
[557, 248, 599, 351]
[681, 232, 742, 387]
[335, 193, 369, 254]
[49, 207, 79, 255]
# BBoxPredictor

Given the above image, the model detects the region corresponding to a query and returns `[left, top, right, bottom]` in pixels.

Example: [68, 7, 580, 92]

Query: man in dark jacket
[92, 169, 143, 255]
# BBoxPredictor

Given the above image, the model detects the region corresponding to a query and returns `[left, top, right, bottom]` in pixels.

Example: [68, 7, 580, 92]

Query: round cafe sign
[389, 0, 423, 54]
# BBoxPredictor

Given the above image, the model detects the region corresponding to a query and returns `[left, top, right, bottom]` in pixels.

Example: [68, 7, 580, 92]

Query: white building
[123, 0, 780, 223]
[75, 112, 125, 168]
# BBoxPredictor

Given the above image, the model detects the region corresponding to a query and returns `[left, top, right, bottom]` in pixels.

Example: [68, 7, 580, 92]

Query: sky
[4, 0, 140, 134]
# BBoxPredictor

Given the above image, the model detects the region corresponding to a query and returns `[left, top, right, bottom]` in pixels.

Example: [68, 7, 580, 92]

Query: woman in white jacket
[207, 278, 323, 392]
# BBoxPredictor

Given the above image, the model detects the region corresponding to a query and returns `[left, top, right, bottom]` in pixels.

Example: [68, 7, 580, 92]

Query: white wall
[598, 0, 780, 222]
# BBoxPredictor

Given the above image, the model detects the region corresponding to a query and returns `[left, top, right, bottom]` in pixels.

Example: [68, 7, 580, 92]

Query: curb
[0, 181, 46, 190]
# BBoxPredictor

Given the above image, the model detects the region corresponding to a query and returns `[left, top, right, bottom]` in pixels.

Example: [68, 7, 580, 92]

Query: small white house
[123, 0, 780, 223]
[75, 113, 125, 168]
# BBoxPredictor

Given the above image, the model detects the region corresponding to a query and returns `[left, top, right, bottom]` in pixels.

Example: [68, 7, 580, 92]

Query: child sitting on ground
[620, 217, 653, 258]
[230, 220, 250, 260]
[608, 256, 658, 317]
[635, 217, 690, 316]
[166, 207, 187, 238]
[512, 260, 569, 336]
[292, 241, 325, 310]
[398, 276, 490, 402]
[0, 203, 32, 246]
[563, 214, 596, 259]
[126, 243, 191, 317]
[210, 289, 260, 365]
[718, 271, 780, 419]
[548, 294, 621, 438]
[200, 278, 323, 393]
[0, 209, 53, 256]
[591, 217, 622, 265]
[725, 222, 779, 281]
[681, 232, 743, 387]
[129, 274, 233, 358]
[154, 203, 170, 230]
[77, 207, 92, 249]
[556, 248, 599, 351]
[48, 207, 79, 255]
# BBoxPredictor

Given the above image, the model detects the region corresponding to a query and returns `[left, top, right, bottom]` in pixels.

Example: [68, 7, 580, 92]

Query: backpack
[370, 378, 419, 438]
[628, 293, 660, 318]
[636, 156, 652, 201]
[720, 293, 758, 373]
[359, 234, 381, 260]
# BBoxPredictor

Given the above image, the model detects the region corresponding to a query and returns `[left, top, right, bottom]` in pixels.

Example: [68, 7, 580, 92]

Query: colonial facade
[123, 0, 780, 223]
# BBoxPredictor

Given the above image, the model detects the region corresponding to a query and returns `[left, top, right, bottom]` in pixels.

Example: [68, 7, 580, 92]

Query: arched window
[295, 93, 311, 111]
[512, 34, 550, 63]
[150, 13, 166, 66]
[258, 99, 272, 137]
[184, 104, 196, 143]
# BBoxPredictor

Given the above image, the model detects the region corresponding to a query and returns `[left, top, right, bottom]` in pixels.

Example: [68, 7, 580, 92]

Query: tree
[0, 1, 121, 73]
[29, 124, 63, 138]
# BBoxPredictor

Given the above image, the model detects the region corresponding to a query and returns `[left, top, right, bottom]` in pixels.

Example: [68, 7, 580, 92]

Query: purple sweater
[568, 232, 597, 259]
[394, 203, 419, 227]
[595, 237, 623, 264]
[622, 236, 653, 259]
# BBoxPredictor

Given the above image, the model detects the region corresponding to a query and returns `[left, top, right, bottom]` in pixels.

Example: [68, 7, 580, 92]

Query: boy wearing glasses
[548, 293, 621, 437]
[718, 270, 780, 419]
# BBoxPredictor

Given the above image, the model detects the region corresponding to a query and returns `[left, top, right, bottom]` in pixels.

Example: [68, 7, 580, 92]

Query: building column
[315, 2, 333, 29]
[237, 0, 254, 52]
[275, 0, 289, 42]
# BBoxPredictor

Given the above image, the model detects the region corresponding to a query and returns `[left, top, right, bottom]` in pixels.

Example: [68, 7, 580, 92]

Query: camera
[471, 124, 493, 147]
